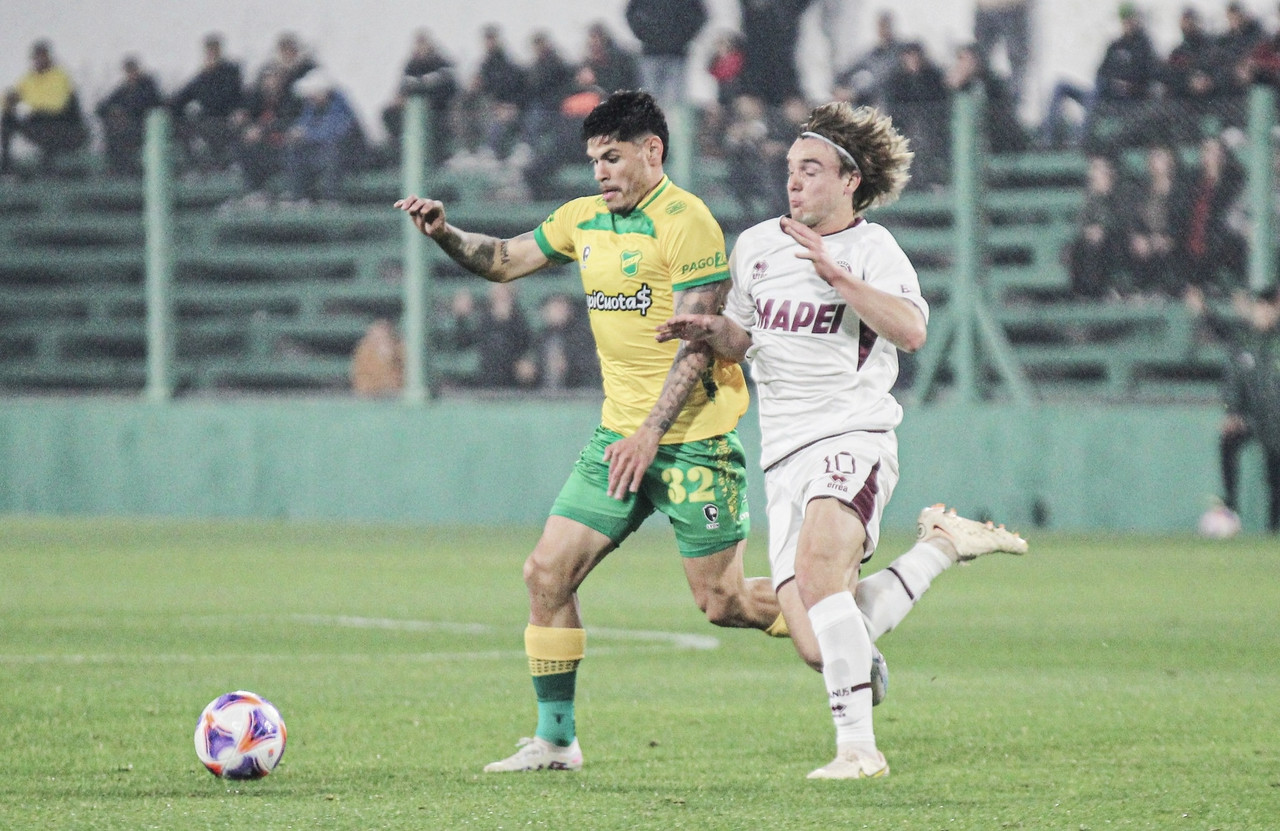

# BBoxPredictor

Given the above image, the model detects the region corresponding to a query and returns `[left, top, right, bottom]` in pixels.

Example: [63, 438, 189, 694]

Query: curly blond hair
[802, 102, 913, 214]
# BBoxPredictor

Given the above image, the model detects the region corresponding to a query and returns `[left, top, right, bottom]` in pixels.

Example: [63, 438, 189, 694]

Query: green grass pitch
[2, 517, 1277, 830]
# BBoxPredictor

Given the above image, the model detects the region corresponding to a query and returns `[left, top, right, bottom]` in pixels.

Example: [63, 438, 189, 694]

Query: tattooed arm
[602, 281, 728, 499]
[393, 195, 550, 282]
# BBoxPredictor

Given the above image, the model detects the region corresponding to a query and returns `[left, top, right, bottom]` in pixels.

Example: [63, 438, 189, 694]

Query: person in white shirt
[657, 102, 1027, 779]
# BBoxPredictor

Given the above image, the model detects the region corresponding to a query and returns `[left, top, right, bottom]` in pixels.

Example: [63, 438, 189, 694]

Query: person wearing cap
[1, 40, 87, 175]
[281, 68, 361, 205]
[658, 102, 1028, 779]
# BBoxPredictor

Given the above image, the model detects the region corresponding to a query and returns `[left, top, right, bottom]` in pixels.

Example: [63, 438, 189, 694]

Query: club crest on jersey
[586, 283, 654, 316]
[703, 504, 720, 530]
[621, 250, 643, 277]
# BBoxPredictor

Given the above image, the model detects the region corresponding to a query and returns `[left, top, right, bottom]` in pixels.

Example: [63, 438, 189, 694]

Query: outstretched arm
[394, 195, 550, 282]
[602, 281, 728, 499]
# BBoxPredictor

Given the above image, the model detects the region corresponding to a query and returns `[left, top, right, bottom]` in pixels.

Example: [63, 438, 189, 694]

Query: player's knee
[522, 552, 562, 598]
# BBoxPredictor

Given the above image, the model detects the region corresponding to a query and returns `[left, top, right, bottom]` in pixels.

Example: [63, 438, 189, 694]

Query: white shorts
[763, 430, 900, 590]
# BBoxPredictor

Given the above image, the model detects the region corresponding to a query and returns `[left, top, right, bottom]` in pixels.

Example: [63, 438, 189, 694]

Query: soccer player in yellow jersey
[395, 91, 781, 772]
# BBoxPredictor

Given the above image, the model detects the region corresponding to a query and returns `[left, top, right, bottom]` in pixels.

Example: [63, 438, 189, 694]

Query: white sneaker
[482, 737, 583, 773]
[807, 746, 889, 780]
[870, 647, 889, 707]
[917, 504, 1028, 562]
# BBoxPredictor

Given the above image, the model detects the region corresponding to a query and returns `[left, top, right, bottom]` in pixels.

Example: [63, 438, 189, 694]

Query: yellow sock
[764, 613, 790, 638]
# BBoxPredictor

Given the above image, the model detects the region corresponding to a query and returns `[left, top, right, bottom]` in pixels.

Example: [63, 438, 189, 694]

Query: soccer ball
[1197, 505, 1242, 539]
[194, 691, 287, 779]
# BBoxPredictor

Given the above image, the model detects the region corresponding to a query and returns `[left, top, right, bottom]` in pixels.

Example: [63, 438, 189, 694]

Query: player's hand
[780, 216, 847, 287]
[655, 313, 721, 344]
[602, 429, 661, 500]
[394, 195, 447, 238]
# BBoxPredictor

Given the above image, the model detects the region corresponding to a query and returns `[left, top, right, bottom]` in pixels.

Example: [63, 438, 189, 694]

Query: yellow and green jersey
[533, 176, 748, 443]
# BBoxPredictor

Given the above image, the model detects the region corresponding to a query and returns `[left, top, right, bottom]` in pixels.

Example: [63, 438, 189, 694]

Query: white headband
[799, 131, 860, 173]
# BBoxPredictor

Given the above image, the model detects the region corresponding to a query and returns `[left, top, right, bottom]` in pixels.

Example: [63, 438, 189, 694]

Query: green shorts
[550, 426, 751, 558]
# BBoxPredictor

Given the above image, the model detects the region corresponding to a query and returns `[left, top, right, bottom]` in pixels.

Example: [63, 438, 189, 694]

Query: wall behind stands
[0, 398, 1268, 533]
[4, 0, 1273, 143]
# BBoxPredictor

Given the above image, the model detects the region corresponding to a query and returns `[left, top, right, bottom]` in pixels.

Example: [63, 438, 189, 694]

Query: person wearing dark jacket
[1188, 286, 1280, 534]
[170, 33, 244, 172]
[625, 0, 707, 110]
[96, 55, 162, 175]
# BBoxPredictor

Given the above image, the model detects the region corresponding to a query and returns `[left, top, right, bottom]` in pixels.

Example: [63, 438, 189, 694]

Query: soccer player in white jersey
[658, 102, 1027, 779]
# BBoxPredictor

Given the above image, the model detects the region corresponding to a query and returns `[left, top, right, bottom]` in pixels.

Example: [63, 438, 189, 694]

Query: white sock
[855, 541, 952, 642]
[808, 591, 874, 747]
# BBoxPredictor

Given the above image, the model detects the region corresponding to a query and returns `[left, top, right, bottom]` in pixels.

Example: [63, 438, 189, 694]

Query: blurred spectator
[280, 69, 362, 206]
[581, 22, 640, 95]
[1121, 144, 1187, 297]
[974, 0, 1031, 108]
[230, 65, 302, 205]
[95, 55, 162, 176]
[255, 33, 317, 92]
[519, 31, 575, 163]
[381, 29, 458, 164]
[625, 0, 708, 111]
[883, 41, 950, 189]
[1065, 155, 1125, 299]
[1219, 0, 1267, 95]
[1094, 4, 1159, 104]
[170, 33, 244, 173]
[443, 283, 531, 389]
[1241, 15, 1280, 90]
[1038, 3, 1158, 149]
[738, 0, 813, 106]
[350, 319, 404, 397]
[515, 293, 601, 390]
[1164, 8, 1222, 100]
[1181, 135, 1246, 296]
[945, 43, 1028, 153]
[707, 30, 746, 109]
[470, 24, 526, 160]
[1187, 284, 1280, 534]
[1, 40, 88, 176]
[721, 93, 789, 219]
[833, 11, 904, 108]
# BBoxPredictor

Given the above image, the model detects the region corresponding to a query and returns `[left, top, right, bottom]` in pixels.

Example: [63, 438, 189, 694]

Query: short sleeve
[532, 205, 578, 265]
[663, 202, 730, 292]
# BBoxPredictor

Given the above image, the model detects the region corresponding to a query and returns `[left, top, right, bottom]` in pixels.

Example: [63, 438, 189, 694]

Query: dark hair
[581, 90, 669, 162]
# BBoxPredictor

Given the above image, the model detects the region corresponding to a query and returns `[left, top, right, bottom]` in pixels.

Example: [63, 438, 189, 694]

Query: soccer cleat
[917, 504, 1028, 562]
[482, 737, 583, 773]
[870, 647, 889, 707]
[807, 746, 890, 780]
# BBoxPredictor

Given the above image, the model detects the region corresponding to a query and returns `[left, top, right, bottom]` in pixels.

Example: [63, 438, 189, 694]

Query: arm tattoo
[641, 281, 727, 435]
[435, 227, 499, 278]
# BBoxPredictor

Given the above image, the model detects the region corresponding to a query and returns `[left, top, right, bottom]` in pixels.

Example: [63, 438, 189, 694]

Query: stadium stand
[0, 133, 1241, 401]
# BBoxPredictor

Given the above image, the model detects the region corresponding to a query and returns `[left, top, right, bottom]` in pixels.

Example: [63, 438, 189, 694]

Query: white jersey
[725, 216, 929, 470]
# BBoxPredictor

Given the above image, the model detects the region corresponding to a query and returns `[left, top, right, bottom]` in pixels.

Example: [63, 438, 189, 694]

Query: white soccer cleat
[917, 504, 1028, 562]
[807, 746, 890, 780]
[482, 737, 583, 773]
[870, 647, 889, 707]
